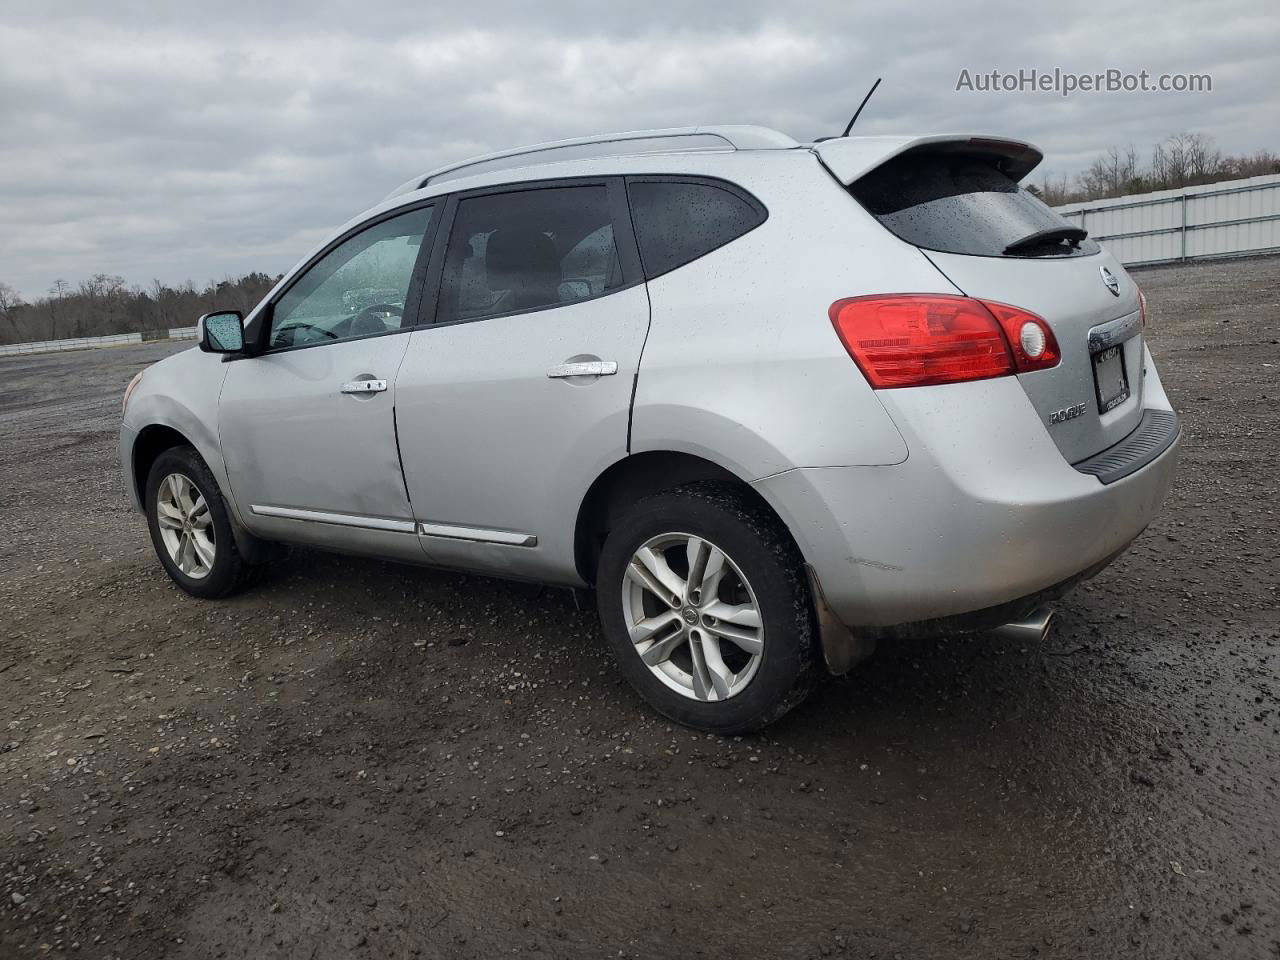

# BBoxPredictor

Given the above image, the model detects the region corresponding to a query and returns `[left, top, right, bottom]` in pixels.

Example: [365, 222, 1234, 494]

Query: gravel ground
[1, 256, 1278, 959]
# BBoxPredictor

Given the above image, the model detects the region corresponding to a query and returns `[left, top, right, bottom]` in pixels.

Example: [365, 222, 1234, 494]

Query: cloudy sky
[1, 0, 1277, 300]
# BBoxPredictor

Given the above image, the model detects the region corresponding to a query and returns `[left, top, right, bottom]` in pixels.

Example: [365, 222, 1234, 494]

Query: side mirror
[197, 310, 245, 353]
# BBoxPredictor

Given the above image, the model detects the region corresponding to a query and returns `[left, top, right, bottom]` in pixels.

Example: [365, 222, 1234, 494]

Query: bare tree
[0, 281, 22, 338]
[150, 278, 176, 330]
[47, 279, 69, 340]
[0, 272, 281, 346]
[1036, 131, 1269, 205]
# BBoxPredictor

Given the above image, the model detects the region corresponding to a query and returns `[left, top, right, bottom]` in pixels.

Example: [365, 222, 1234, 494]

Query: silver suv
[120, 125, 1180, 733]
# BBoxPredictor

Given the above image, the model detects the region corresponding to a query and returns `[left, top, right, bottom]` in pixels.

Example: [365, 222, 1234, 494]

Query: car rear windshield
[850, 151, 1099, 259]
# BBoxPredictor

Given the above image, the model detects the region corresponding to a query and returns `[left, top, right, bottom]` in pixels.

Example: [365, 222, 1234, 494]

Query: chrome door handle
[547, 361, 618, 379]
[340, 379, 387, 394]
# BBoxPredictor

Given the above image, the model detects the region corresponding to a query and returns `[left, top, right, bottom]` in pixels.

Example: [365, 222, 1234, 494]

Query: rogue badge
[1049, 402, 1087, 425]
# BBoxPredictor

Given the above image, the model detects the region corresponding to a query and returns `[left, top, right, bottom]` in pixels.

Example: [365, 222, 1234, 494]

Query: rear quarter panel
[629, 151, 959, 478]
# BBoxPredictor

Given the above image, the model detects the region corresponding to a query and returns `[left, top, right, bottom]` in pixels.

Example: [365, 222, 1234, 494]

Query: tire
[596, 482, 820, 734]
[144, 446, 256, 599]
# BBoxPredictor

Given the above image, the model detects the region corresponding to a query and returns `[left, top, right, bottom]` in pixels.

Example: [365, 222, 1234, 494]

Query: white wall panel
[1055, 173, 1280, 266]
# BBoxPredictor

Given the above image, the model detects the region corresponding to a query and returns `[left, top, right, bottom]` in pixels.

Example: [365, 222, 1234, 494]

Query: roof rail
[385, 125, 798, 201]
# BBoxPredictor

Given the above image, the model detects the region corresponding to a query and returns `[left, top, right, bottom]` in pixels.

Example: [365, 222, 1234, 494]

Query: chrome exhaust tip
[990, 606, 1054, 644]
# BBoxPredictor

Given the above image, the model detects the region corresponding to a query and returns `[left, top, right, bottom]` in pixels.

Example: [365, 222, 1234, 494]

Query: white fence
[0, 326, 196, 358]
[1054, 172, 1280, 266]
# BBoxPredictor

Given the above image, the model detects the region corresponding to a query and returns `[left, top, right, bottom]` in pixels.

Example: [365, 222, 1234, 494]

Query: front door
[394, 180, 650, 583]
[220, 203, 437, 560]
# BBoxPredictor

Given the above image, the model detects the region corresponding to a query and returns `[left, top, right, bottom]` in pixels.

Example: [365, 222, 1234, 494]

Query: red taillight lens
[828, 295, 1059, 389]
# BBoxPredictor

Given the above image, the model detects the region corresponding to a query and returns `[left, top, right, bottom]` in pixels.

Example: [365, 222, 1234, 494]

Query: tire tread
[597, 480, 821, 734]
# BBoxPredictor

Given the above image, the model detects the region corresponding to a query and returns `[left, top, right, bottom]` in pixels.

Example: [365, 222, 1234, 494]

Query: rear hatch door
[922, 248, 1144, 462]
[818, 135, 1145, 462]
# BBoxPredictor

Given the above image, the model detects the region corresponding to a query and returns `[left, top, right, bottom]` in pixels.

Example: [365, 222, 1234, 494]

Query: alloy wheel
[155, 472, 216, 580]
[621, 532, 764, 701]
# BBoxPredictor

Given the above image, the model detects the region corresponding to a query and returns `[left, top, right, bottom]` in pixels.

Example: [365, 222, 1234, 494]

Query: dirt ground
[2, 256, 1278, 960]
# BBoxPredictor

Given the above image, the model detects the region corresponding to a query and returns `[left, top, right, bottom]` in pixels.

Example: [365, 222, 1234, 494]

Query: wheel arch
[574, 451, 782, 586]
[127, 421, 279, 565]
[575, 450, 874, 678]
[130, 424, 196, 507]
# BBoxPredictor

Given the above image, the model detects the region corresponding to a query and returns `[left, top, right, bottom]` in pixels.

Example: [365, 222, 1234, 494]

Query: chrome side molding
[418, 521, 537, 547]
[250, 504, 416, 533]
[250, 505, 537, 546]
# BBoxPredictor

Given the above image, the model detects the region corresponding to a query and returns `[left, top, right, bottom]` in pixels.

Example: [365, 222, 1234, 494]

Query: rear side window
[627, 179, 766, 278]
[436, 185, 622, 324]
[851, 152, 1099, 259]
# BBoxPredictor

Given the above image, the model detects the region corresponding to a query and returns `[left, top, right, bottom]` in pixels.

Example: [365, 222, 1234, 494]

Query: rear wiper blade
[1002, 226, 1088, 255]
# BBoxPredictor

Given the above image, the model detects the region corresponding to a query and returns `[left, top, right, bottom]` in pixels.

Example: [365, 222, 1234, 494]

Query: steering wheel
[359, 303, 403, 320]
[272, 321, 339, 347]
[350, 303, 404, 337]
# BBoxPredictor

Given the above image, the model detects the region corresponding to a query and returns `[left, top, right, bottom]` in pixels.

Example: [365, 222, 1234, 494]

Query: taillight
[1137, 287, 1148, 328]
[982, 300, 1061, 372]
[828, 294, 1059, 389]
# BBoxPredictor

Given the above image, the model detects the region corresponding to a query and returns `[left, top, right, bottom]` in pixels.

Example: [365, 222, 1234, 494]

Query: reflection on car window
[851, 154, 1100, 258]
[436, 186, 620, 324]
[627, 180, 764, 279]
[269, 206, 433, 349]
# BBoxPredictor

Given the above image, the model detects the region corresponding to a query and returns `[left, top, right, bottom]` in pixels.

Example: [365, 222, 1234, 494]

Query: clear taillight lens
[828, 295, 1059, 389]
[981, 299, 1061, 373]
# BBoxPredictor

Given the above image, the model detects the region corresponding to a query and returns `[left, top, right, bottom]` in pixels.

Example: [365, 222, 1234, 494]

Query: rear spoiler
[811, 134, 1043, 185]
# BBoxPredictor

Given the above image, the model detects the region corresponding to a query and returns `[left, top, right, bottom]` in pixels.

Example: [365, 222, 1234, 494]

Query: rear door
[827, 138, 1146, 462]
[394, 178, 649, 583]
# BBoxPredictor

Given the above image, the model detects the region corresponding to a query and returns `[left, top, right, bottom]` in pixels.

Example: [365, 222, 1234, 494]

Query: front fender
[120, 349, 239, 522]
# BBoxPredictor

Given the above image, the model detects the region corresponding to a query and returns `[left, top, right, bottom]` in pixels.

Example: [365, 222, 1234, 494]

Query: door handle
[547, 361, 618, 379]
[340, 379, 388, 394]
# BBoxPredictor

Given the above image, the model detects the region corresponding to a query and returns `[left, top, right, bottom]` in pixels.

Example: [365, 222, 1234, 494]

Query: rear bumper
[754, 374, 1179, 630]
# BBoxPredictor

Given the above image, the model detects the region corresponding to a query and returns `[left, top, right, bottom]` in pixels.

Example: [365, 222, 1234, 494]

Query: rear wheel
[596, 483, 820, 734]
[145, 446, 255, 599]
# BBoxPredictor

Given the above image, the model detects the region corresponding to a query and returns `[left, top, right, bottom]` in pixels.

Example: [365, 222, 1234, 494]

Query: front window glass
[269, 206, 433, 349]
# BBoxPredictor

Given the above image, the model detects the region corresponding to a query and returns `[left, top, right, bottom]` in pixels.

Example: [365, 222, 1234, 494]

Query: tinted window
[628, 180, 765, 278]
[269, 206, 433, 349]
[852, 153, 1099, 258]
[436, 185, 621, 323]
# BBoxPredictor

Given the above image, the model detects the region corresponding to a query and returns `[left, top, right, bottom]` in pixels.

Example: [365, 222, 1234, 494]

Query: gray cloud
[1, 0, 1276, 300]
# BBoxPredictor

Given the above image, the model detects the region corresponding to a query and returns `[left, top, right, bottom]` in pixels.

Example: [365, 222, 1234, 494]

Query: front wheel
[596, 483, 820, 734]
[144, 446, 255, 599]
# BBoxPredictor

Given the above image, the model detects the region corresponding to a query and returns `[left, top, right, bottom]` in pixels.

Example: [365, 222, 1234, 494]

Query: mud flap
[806, 565, 876, 675]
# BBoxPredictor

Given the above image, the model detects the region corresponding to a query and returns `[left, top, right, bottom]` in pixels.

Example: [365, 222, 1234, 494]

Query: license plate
[1093, 345, 1129, 413]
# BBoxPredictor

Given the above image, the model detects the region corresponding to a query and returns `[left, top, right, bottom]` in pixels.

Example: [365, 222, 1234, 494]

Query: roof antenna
[841, 77, 882, 137]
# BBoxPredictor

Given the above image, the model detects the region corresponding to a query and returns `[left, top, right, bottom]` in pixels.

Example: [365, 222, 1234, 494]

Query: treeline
[0, 273, 280, 346]
[1030, 132, 1280, 206]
